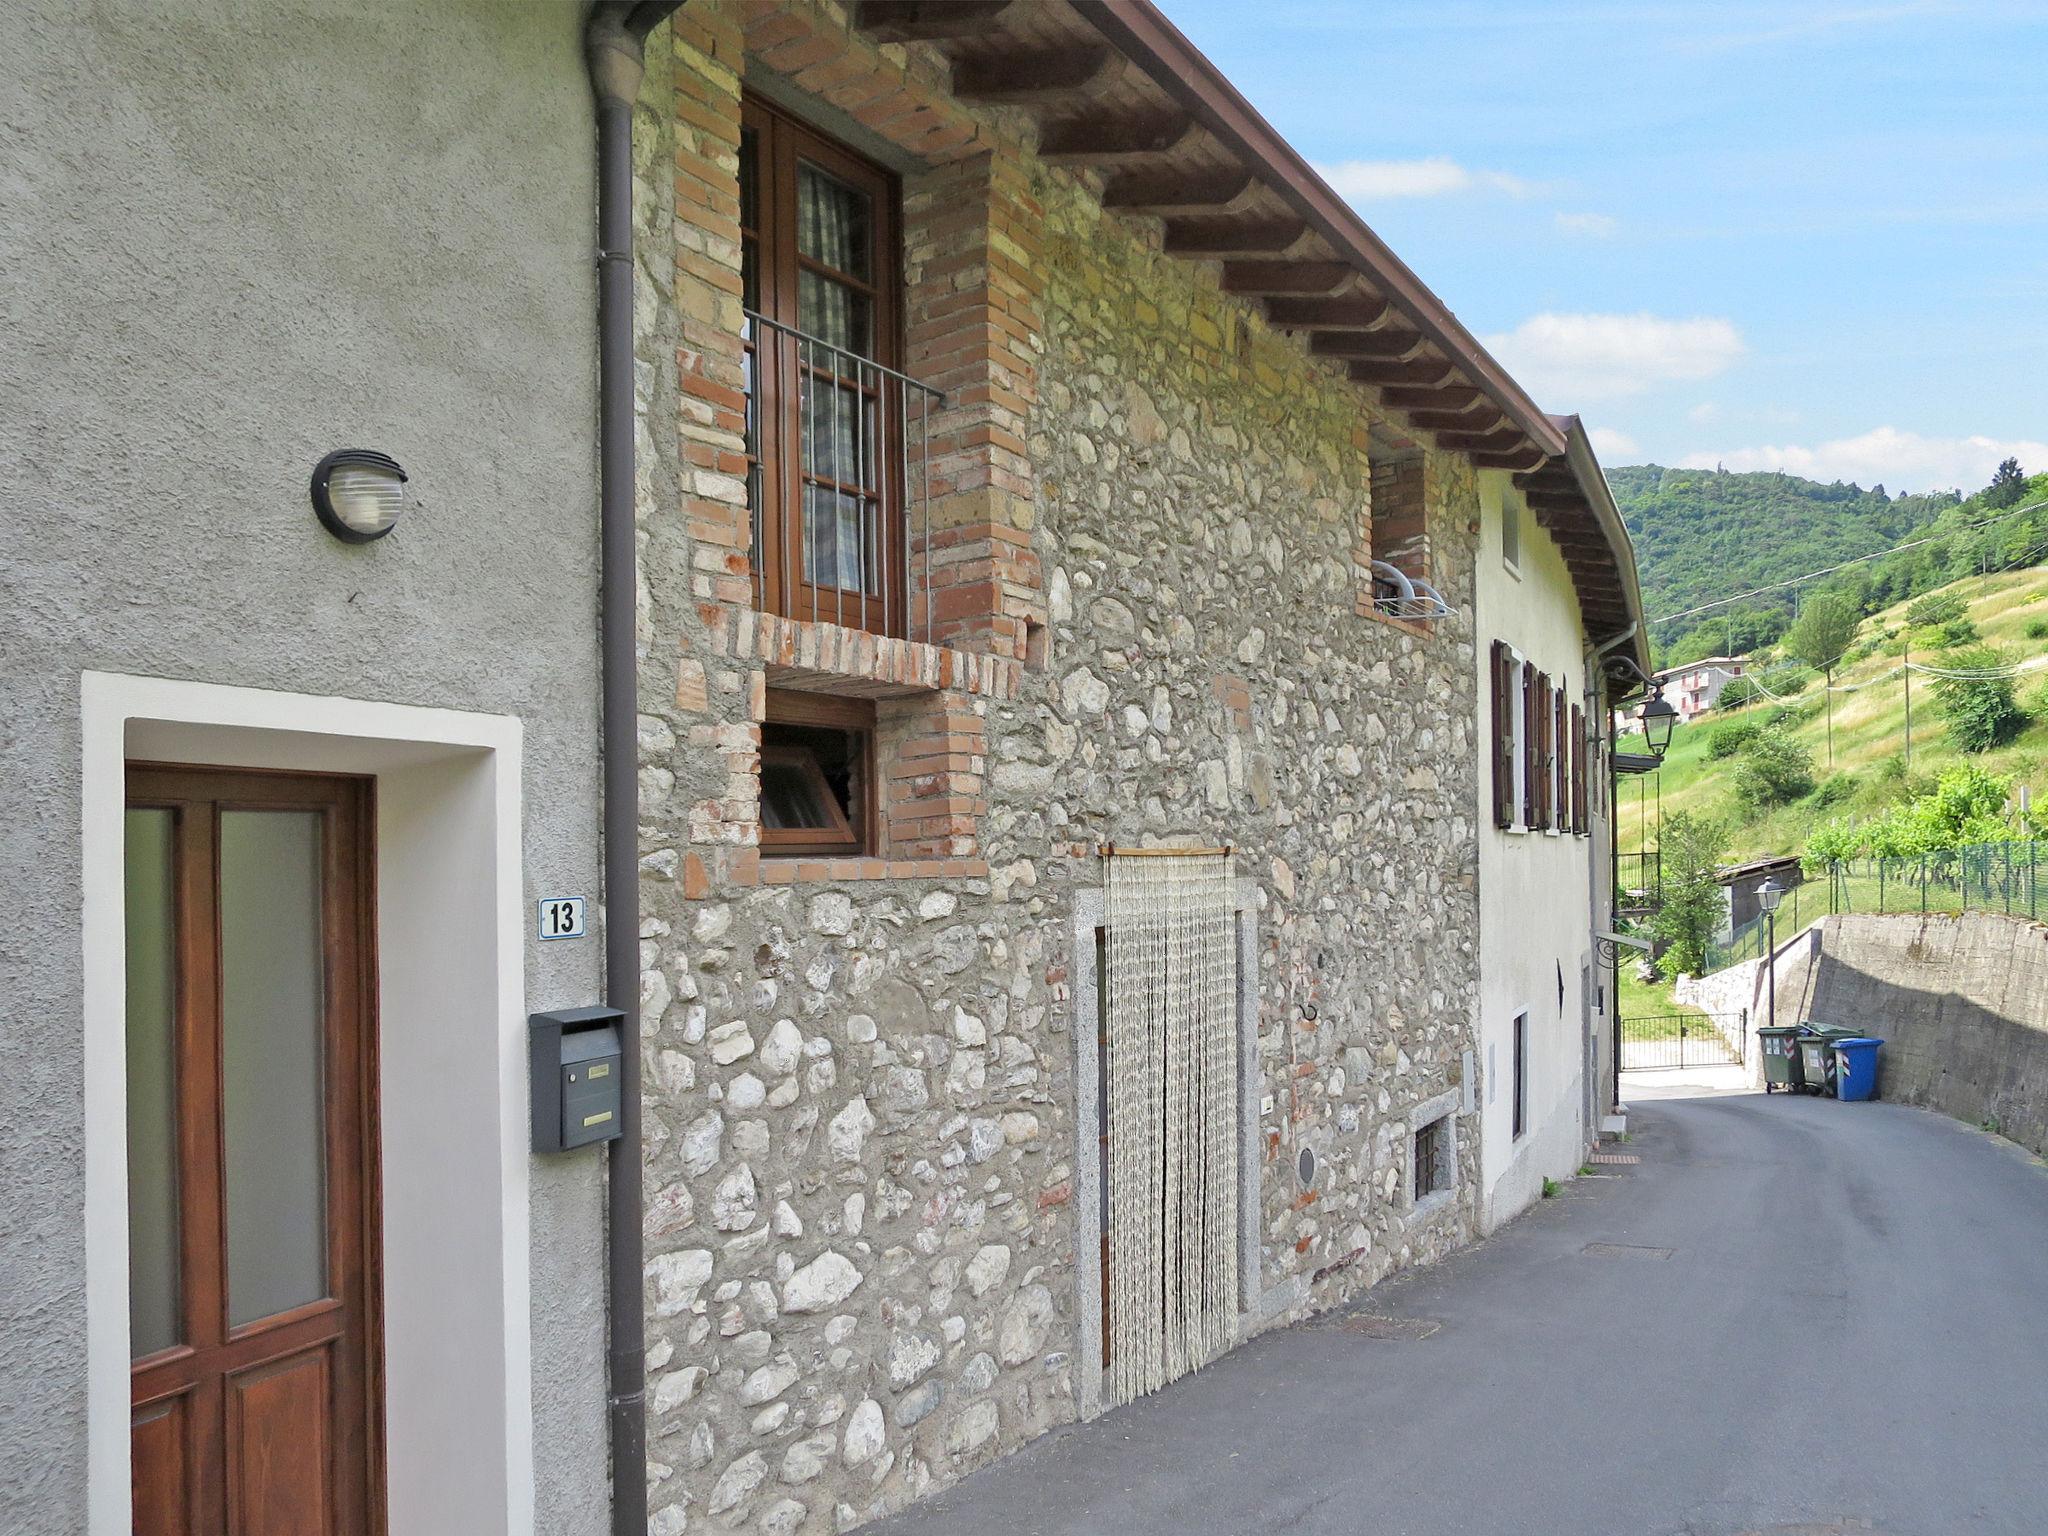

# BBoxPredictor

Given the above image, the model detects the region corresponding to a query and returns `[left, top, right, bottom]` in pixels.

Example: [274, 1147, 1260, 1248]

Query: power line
[1650, 495, 2048, 627]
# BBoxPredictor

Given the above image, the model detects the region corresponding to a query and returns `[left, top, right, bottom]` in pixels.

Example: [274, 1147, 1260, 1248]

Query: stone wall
[1789, 913, 2048, 1147]
[633, 9, 1486, 1533]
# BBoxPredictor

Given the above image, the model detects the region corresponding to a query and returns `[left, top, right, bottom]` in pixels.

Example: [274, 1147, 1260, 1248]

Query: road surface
[864, 1085, 2048, 1535]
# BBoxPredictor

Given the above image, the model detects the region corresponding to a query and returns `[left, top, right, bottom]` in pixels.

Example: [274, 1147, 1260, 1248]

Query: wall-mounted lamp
[311, 449, 408, 543]
[1639, 690, 1679, 760]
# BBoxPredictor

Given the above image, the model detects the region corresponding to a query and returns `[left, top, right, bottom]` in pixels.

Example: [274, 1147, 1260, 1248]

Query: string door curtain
[1103, 851, 1240, 1406]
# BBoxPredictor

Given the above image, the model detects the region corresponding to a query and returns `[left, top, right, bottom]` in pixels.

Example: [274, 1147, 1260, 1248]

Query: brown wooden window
[741, 97, 913, 639]
[1570, 703, 1590, 834]
[759, 688, 875, 858]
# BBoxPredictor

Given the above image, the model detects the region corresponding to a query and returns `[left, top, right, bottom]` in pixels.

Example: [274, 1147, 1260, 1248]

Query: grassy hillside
[1617, 564, 2048, 861]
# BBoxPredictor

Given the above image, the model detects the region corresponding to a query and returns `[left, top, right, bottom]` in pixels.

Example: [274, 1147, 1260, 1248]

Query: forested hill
[1607, 466, 1956, 657]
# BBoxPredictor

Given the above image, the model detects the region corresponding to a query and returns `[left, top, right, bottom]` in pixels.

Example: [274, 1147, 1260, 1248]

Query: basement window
[1414, 1117, 1450, 1201]
[759, 689, 874, 858]
[1404, 1088, 1460, 1220]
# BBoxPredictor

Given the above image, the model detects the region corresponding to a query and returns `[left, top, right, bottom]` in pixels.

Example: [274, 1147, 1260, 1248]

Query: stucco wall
[0, 3, 609, 1529]
[633, 23, 1486, 1527]
[1788, 913, 2048, 1148]
[1472, 477, 1596, 1231]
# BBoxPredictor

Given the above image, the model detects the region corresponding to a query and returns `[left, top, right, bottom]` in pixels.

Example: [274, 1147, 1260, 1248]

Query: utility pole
[1903, 638, 1912, 773]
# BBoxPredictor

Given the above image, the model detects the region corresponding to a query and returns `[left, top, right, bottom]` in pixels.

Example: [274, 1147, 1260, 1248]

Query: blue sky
[1163, 0, 2048, 494]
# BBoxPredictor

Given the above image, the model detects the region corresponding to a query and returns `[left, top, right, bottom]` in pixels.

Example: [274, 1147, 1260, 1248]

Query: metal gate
[1619, 1010, 1746, 1071]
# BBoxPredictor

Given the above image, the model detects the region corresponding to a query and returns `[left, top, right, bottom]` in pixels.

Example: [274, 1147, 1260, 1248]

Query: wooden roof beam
[1348, 357, 1458, 387]
[1162, 217, 1311, 258]
[1407, 404, 1505, 434]
[1378, 384, 1484, 412]
[1472, 447, 1550, 471]
[1037, 112, 1203, 166]
[856, 0, 1014, 42]
[1100, 168, 1258, 217]
[1262, 294, 1391, 331]
[1310, 329, 1425, 362]
[951, 47, 1118, 106]
[1221, 260, 1353, 296]
[1435, 426, 1528, 454]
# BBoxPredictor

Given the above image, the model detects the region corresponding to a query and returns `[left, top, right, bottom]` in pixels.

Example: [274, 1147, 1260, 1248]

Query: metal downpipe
[588, 5, 680, 1533]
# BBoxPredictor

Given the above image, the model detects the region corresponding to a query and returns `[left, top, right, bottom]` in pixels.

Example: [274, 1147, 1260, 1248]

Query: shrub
[1932, 616, 1981, 649]
[1717, 677, 1765, 710]
[1732, 727, 1817, 811]
[1803, 815, 1863, 873]
[1707, 719, 1763, 759]
[1809, 773, 1858, 810]
[1930, 644, 2028, 754]
[2026, 617, 2048, 640]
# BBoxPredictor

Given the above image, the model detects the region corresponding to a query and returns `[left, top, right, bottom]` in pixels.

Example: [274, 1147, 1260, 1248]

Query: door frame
[81, 673, 536, 1536]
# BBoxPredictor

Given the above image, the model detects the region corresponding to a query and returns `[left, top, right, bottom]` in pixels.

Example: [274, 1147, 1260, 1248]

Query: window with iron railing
[740, 98, 939, 641]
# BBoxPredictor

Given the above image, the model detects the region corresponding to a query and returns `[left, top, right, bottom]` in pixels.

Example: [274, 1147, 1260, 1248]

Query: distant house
[1615, 656, 1748, 734]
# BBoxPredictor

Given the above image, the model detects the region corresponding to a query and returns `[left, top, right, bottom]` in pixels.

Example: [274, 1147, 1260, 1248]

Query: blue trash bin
[1834, 1037, 1883, 1102]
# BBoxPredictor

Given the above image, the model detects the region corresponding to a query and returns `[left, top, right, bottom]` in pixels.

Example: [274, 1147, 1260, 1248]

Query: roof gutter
[587, 6, 681, 1534]
[1078, 0, 1567, 460]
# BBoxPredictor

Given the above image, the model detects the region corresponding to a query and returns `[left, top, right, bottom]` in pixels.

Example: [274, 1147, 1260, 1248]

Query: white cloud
[1554, 211, 1617, 238]
[1316, 156, 1536, 202]
[1588, 427, 1640, 460]
[1676, 427, 2048, 495]
[1480, 312, 1747, 402]
[1687, 401, 1720, 424]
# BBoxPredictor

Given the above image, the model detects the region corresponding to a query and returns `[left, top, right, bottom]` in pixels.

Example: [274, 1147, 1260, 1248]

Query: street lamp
[1757, 877, 1784, 1041]
[1639, 689, 1679, 760]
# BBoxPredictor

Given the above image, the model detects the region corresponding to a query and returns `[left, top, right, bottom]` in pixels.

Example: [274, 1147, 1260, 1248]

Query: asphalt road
[864, 1085, 2048, 1536]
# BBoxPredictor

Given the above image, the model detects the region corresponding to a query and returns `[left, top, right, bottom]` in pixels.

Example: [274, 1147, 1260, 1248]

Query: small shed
[1719, 854, 1803, 934]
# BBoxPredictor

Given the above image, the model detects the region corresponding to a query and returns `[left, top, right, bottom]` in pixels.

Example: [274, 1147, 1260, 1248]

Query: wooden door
[125, 766, 383, 1536]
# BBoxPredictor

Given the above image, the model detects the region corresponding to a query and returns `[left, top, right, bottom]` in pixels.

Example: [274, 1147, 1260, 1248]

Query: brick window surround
[666, 1, 1046, 892]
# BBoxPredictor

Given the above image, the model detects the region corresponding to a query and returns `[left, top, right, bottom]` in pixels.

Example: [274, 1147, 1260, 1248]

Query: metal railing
[1615, 848, 1662, 915]
[744, 309, 944, 642]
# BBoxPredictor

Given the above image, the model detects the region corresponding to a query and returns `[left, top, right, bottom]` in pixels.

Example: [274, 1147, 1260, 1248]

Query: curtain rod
[1098, 843, 1234, 858]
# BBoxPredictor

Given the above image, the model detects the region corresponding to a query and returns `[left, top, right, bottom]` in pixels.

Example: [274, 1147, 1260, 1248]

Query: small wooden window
[759, 689, 875, 858]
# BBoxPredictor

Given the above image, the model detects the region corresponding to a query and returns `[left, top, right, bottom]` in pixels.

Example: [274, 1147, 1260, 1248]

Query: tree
[1785, 593, 1859, 764]
[1984, 457, 2027, 510]
[1929, 644, 2028, 753]
[1652, 812, 1729, 978]
[1731, 727, 1816, 812]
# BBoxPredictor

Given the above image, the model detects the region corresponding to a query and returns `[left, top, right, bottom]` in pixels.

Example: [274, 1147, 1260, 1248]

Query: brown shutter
[1489, 641, 1514, 828]
[1571, 703, 1588, 834]
[1554, 687, 1569, 832]
[1521, 661, 1537, 827]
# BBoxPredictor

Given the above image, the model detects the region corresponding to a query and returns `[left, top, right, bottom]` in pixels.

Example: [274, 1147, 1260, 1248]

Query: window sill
[725, 611, 1022, 702]
[757, 855, 989, 885]
[1353, 603, 1433, 638]
[1407, 1188, 1456, 1225]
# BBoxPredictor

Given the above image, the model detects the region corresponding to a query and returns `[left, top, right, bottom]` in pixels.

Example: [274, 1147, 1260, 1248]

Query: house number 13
[538, 897, 587, 940]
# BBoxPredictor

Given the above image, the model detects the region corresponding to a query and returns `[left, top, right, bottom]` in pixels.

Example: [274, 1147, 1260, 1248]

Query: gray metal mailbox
[530, 1006, 625, 1152]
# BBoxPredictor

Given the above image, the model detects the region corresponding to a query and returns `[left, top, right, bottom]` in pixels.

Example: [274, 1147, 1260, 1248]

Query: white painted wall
[1473, 475, 1599, 1232]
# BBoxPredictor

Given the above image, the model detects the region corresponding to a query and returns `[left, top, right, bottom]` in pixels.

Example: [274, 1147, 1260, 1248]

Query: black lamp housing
[1640, 691, 1679, 759]
[311, 448, 409, 544]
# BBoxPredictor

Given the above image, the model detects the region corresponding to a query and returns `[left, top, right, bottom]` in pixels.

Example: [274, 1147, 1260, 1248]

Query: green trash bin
[1759, 1025, 1805, 1093]
[1797, 1024, 1858, 1096]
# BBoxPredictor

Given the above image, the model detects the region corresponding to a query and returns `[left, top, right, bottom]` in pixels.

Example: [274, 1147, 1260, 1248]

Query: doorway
[125, 765, 383, 1535]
